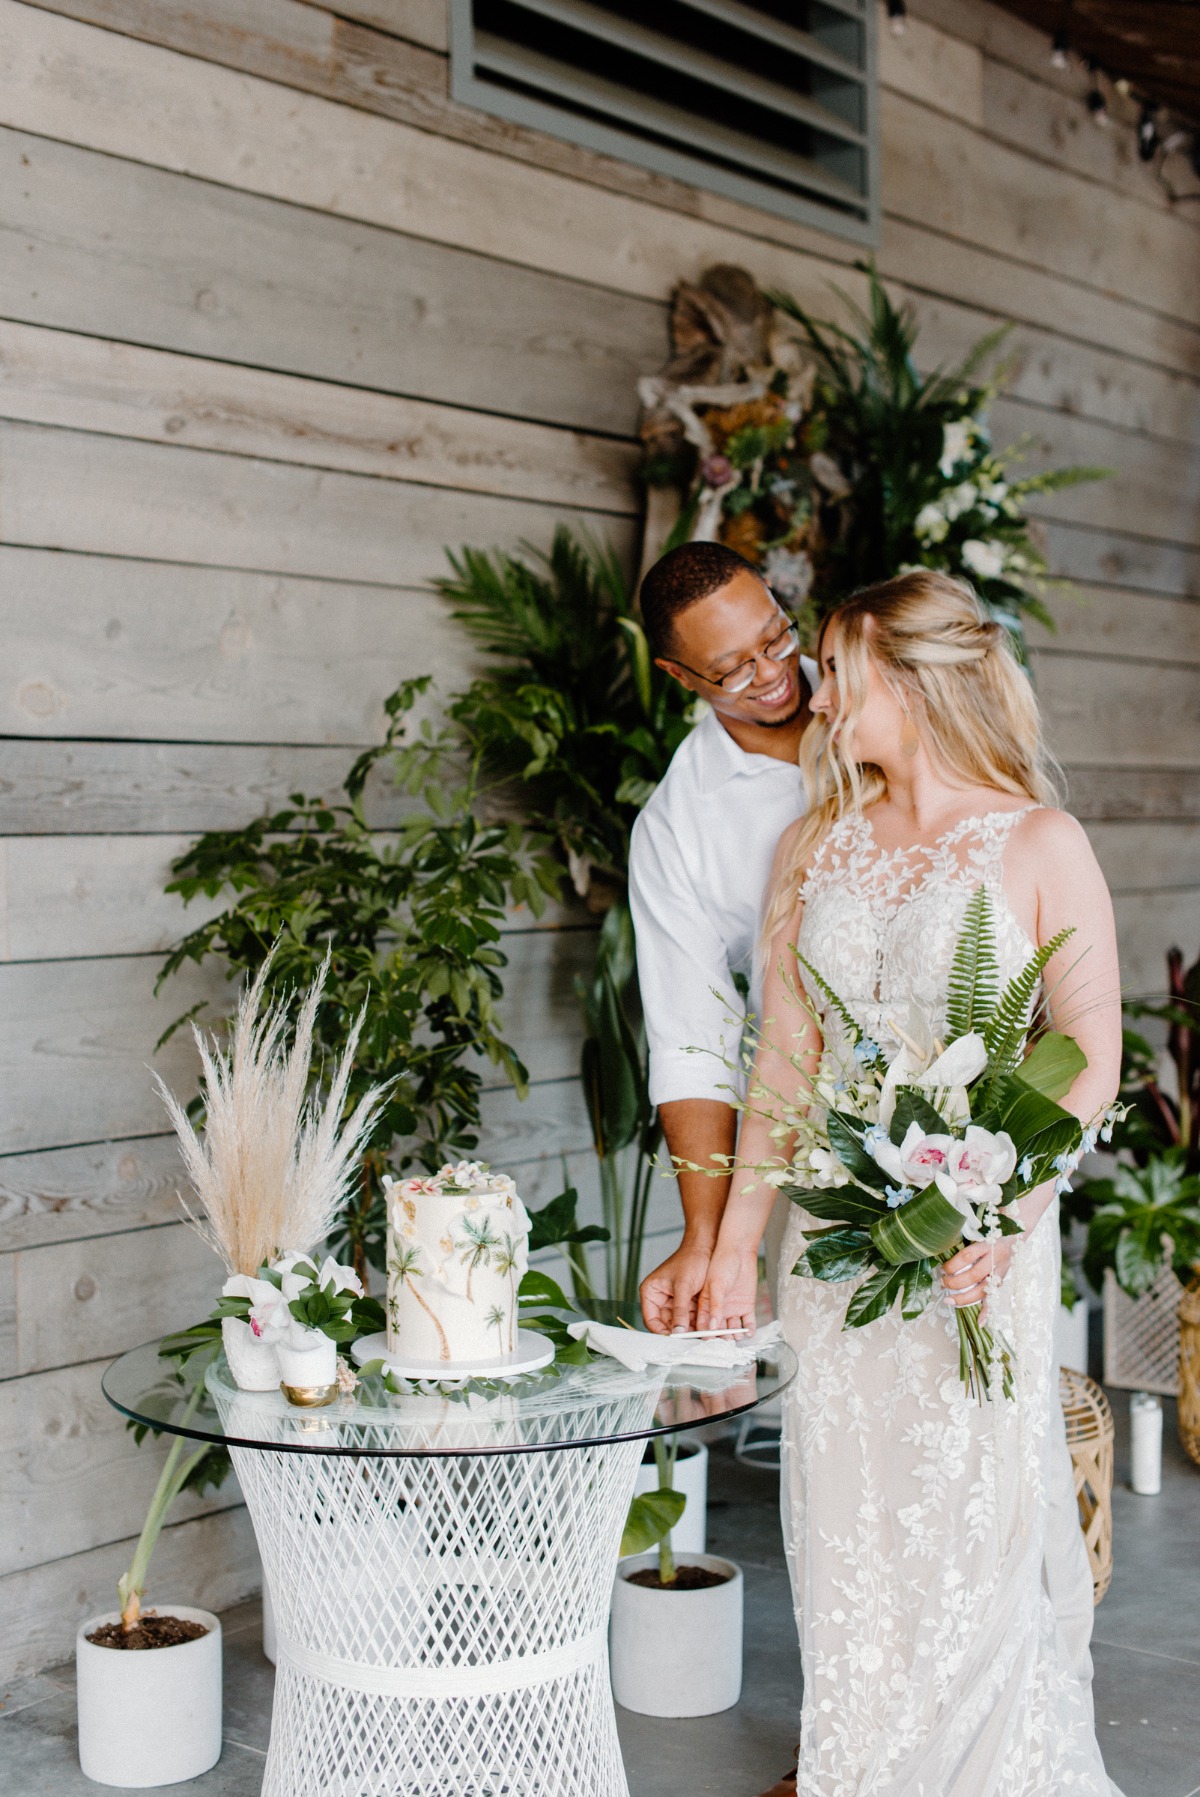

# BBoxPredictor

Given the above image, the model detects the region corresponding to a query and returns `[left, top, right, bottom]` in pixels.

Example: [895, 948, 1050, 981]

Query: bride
[696, 571, 1122, 1796]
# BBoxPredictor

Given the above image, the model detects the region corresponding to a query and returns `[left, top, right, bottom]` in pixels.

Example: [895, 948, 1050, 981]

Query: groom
[628, 541, 1096, 1747]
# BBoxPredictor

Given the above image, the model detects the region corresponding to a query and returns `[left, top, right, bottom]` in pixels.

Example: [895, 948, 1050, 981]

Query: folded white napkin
[566, 1318, 782, 1373]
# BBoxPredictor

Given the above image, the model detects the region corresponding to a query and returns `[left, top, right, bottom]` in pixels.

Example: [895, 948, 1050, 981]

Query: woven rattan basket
[1177, 1276, 1200, 1468]
[1059, 1366, 1114, 1606]
[1103, 1265, 1182, 1396]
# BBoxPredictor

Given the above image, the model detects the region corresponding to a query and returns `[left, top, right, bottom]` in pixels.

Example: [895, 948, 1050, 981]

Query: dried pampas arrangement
[155, 950, 386, 1275]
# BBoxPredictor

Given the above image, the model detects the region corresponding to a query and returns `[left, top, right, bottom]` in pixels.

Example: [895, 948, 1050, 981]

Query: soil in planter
[626, 1566, 729, 1592]
[86, 1616, 210, 1651]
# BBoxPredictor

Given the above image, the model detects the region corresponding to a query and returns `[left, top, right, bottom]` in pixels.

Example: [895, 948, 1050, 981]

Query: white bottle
[1129, 1391, 1163, 1495]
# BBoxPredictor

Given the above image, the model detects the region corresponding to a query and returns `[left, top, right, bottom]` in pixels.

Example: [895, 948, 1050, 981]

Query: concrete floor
[2, 1398, 1197, 1797]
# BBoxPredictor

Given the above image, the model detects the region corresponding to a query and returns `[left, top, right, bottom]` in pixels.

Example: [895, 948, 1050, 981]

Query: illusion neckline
[853, 803, 1040, 862]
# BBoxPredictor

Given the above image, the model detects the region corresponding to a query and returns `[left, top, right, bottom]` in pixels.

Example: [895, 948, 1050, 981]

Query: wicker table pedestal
[103, 1338, 794, 1797]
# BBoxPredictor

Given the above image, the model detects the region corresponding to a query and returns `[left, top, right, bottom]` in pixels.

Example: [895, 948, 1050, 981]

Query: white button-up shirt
[629, 663, 817, 1108]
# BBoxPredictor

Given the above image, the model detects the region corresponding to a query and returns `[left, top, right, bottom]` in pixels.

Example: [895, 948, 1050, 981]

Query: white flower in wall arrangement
[914, 503, 949, 544]
[960, 539, 1007, 580]
[939, 418, 975, 475]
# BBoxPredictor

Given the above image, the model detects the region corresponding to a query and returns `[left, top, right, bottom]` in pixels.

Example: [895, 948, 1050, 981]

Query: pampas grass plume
[155, 950, 385, 1274]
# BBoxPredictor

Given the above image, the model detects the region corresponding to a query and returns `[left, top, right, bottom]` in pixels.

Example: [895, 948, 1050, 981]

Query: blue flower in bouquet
[853, 1036, 882, 1066]
[1018, 1156, 1035, 1184]
[885, 1185, 914, 1210]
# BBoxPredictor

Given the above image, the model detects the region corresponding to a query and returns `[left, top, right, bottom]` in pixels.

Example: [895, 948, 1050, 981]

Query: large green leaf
[798, 1226, 874, 1283]
[888, 1087, 950, 1147]
[870, 1185, 965, 1266]
[526, 1185, 610, 1253]
[844, 1263, 906, 1327]
[1017, 1031, 1087, 1102]
[826, 1111, 885, 1188]
[620, 1488, 686, 1557]
[782, 1184, 888, 1225]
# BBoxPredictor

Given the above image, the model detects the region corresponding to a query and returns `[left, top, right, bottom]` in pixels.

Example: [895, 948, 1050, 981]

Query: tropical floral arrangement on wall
[638, 260, 1108, 654]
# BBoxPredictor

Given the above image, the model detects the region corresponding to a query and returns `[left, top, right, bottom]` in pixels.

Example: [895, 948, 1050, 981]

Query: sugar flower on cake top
[384, 1162, 519, 1205]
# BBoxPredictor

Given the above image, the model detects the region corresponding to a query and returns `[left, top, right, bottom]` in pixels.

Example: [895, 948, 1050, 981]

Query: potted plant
[610, 1432, 742, 1718]
[76, 1357, 231, 1787]
[1070, 943, 1200, 1449]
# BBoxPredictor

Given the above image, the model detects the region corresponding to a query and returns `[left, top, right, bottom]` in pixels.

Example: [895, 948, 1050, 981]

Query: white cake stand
[351, 1328, 556, 1383]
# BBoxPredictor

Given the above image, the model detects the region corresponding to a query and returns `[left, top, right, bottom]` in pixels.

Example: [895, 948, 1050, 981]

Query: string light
[1138, 100, 1159, 162]
[886, 0, 907, 36]
[1084, 64, 1110, 128]
[1050, 26, 1070, 69]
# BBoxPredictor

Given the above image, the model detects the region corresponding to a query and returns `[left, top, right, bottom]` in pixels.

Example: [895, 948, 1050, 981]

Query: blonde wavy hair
[762, 569, 1063, 944]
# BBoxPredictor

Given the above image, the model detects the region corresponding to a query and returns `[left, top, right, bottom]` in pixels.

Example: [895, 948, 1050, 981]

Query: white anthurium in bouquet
[741, 887, 1123, 1402]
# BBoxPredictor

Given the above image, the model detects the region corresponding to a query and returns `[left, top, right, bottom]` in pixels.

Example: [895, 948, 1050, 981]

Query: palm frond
[945, 886, 1000, 1042]
[979, 926, 1076, 1096]
[797, 954, 862, 1046]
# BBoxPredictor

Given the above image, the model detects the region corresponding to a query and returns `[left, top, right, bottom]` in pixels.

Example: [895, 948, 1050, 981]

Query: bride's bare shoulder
[1010, 805, 1103, 883]
[1011, 805, 1092, 855]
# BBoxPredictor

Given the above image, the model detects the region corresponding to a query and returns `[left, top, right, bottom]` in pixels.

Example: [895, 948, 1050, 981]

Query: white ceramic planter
[610, 1553, 742, 1717]
[627, 1440, 708, 1554]
[222, 1316, 280, 1391]
[76, 1606, 222, 1788]
[1056, 1299, 1090, 1375]
[276, 1329, 337, 1398]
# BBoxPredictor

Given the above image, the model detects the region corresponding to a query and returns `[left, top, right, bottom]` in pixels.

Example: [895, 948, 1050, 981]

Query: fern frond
[797, 955, 862, 1046]
[979, 926, 1076, 1095]
[945, 887, 1000, 1041]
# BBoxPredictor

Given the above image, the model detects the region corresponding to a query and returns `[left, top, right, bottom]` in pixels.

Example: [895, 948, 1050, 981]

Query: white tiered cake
[384, 1162, 532, 1365]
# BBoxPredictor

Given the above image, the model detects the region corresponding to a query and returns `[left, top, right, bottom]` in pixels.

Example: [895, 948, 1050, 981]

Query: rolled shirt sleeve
[629, 807, 747, 1108]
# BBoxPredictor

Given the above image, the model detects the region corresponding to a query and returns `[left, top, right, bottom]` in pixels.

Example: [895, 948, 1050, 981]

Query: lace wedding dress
[777, 808, 1119, 1796]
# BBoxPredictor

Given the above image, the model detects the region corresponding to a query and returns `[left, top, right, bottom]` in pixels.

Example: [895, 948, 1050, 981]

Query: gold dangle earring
[899, 705, 920, 758]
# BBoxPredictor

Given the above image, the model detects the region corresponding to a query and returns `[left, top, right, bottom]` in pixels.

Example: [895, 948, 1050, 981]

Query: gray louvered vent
[449, 0, 877, 243]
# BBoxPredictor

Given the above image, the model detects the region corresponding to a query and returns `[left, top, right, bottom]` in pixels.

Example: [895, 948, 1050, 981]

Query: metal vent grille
[449, 0, 878, 244]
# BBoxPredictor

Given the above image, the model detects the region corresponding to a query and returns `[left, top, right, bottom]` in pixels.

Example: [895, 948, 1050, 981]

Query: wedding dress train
[777, 808, 1119, 1796]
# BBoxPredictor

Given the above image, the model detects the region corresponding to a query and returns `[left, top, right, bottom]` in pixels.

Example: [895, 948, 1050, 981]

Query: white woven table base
[228, 1432, 647, 1797]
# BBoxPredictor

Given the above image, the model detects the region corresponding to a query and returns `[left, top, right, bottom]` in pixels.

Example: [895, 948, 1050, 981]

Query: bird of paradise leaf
[389, 1243, 450, 1361]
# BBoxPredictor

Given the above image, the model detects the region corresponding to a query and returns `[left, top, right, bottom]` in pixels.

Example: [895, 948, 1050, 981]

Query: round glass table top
[102, 1333, 796, 1459]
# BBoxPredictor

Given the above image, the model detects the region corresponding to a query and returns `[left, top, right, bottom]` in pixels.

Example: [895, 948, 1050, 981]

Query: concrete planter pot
[222, 1317, 279, 1391]
[627, 1439, 708, 1554]
[610, 1553, 742, 1717]
[76, 1607, 222, 1787]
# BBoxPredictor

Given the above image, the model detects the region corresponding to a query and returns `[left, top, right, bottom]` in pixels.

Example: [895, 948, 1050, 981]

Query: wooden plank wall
[0, 0, 1197, 1677]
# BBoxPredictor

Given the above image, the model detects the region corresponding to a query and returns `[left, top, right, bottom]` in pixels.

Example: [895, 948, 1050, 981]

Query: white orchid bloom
[914, 502, 949, 544]
[223, 1272, 293, 1342]
[313, 1255, 364, 1299]
[930, 1127, 1018, 1239]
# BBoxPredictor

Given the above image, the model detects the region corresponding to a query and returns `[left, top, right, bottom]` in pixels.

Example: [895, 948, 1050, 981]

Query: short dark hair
[638, 541, 764, 658]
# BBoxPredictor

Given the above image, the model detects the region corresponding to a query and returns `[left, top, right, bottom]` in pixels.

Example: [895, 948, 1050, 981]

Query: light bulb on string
[1085, 66, 1110, 128]
[887, 0, 907, 36]
[1138, 101, 1159, 162]
[1051, 25, 1070, 69]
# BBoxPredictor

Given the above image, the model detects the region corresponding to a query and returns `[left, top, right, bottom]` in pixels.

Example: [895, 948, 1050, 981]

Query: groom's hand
[640, 1239, 714, 1335]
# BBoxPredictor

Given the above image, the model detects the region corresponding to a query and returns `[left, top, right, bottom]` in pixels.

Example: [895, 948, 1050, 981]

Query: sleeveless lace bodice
[796, 806, 1037, 1053]
[774, 806, 1118, 1797]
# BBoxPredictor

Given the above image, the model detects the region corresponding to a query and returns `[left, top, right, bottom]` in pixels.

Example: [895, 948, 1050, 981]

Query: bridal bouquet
[759, 890, 1110, 1401]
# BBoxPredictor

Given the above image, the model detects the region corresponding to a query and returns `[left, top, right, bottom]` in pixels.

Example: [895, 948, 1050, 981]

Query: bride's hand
[941, 1239, 1016, 1309]
[695, 1243, 759, 1334]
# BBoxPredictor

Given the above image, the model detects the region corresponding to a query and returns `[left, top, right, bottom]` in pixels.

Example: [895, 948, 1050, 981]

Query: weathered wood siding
[1, 0, 1197, 1676]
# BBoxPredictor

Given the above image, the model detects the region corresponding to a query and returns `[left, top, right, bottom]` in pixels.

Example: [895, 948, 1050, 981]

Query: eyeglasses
[672, 620, 801, 695]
